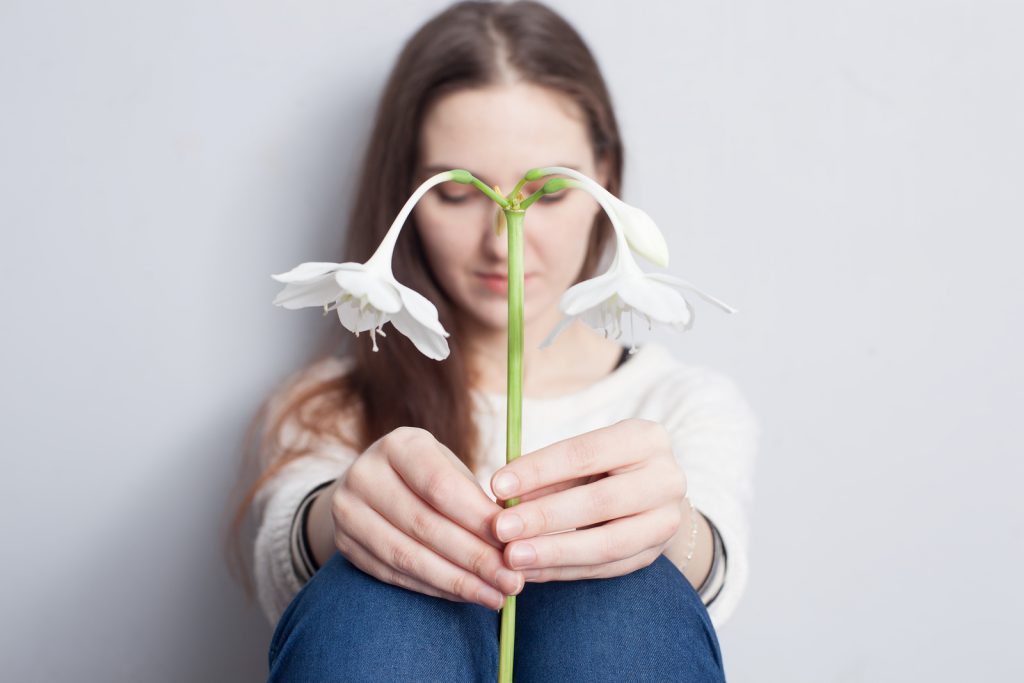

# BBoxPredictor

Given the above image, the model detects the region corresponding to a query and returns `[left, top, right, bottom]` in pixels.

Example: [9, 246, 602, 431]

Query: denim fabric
[268, 551, 725, 682]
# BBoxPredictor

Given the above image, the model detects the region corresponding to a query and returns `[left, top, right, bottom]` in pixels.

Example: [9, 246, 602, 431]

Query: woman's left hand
[489, 418, 687, 582]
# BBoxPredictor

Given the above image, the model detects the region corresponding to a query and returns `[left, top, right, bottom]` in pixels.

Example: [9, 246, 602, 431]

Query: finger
[513, 474, 596, 504]
[521, 547, 665, 583]
[335, 527, 468, 605]
[490, 420, 665, 500]
[337, 494, 509, 611]
[362, 465, 525, 596]
[384, 429, 505, 545]
[503, 505, 681, 570]
[494, 465, 676, 542]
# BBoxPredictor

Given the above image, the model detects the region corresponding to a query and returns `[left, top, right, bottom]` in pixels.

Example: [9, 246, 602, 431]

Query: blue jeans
[268, 551, 725, 682]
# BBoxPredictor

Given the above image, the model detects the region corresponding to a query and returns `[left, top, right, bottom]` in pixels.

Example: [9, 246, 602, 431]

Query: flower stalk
[498, 207, 525, 683]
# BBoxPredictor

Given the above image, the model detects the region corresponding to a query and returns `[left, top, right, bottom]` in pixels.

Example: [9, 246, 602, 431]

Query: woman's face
[412, 81, 608, 334]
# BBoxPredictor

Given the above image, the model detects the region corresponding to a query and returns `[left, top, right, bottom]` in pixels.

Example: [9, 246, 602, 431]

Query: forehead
[418, 82, 594, 183]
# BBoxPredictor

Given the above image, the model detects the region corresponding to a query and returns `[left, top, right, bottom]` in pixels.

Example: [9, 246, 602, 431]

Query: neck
[461, 308, 623, 398]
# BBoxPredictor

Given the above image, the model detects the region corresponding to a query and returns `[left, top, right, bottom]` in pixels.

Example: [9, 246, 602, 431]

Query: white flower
[271, 171, 455, 360]
[539, 171, 735, 352]
[528, 165, 671, 267]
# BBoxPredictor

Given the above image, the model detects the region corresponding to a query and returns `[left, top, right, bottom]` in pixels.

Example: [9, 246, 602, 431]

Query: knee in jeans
[269, 552, 499, 678]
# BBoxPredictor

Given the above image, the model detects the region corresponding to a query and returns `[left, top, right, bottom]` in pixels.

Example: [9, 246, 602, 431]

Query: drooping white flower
[527, 165, 671, 267]
[271, 171, 455, 360]
[539, 172, 735, 352]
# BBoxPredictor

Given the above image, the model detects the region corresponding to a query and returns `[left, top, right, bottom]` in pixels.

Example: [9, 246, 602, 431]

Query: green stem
[497, 208, 525, 683]
[520, 177, 573, 210]
[448, 169, 510, 209]
[471, 177, 511, 209]
[507, 176, 529, 205]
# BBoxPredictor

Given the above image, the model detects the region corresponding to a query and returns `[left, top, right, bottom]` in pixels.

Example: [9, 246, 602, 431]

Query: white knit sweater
[252, 341, 758, 630]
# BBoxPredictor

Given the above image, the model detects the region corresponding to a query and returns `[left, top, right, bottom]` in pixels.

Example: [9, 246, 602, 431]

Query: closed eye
[538, 193, 565, 204]
[437, 191, 470, 204]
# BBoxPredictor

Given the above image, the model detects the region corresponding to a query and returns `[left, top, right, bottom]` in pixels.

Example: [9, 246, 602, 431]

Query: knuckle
[391, 425, 424, 442]
[334, 531, 350, 555]
[566, 436, 600, 473]
[384, 426, 429, 456]
[662, 506, 683, 541]
[536, 504, 557, 535]
[423, 470, 455, 508]
[387, 567, 410, 589]
[331, 495, 353, 534]
[409, 510, 435, 541]
[664, 465, 687, 499]
[676, 467, 688, 497]
[588, 484, 616, 518]
[343, 460, 369, 492]
[468, 545, 492, 578]
[448, 572, 471, 600]
[390, 543, 418, 576]
[523, 454, 543, 490]
[634, 418, 670, 452]
[650, 422, 672, 451]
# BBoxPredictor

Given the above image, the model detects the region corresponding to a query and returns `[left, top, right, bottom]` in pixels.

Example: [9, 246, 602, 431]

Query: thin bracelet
[679, 496, 699, 572]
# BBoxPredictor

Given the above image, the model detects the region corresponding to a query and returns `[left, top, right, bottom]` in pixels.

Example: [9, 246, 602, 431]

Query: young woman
[229, 1, 757, 680]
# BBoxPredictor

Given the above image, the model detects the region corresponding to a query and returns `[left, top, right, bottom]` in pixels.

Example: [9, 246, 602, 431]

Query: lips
[476, 272, 533, 293]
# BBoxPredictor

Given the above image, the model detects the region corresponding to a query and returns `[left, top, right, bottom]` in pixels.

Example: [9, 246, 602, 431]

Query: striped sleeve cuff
[697, 516, 728, 607]
[288, 479, 336, 584]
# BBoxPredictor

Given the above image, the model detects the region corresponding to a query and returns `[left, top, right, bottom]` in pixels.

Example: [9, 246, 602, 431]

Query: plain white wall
[2, 1, 1021, 680]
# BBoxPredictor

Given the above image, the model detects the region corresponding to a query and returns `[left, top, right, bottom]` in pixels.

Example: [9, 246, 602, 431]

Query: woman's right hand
[326, 426, 524, 611]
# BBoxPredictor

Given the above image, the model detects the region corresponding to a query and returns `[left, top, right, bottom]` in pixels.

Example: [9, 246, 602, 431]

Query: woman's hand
[327, 426, 524, 611]
[489, 419, 687, 582]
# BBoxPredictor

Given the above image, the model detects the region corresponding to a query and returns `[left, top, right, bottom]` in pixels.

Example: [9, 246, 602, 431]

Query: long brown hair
[225, 0, 625, 598]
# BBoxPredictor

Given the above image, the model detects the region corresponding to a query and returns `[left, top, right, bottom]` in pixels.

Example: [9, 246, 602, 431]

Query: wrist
[664, 498, 714, 590]
[306, 480, 338, 571]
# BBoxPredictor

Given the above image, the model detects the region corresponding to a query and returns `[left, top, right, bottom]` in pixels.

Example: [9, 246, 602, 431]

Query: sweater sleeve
[251, 358, 360, 627]
[659, 366, 759, 629]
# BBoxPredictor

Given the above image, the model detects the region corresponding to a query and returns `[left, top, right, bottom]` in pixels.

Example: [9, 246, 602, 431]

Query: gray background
[2, 0, 1021, 680]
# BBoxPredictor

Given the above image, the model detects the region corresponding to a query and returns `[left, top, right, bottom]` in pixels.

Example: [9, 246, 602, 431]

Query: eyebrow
[418, 164, 582, 186]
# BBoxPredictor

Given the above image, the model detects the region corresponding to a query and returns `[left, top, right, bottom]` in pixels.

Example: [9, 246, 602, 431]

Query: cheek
[526, 198, 597, 271]
[413, 204, 472, 273]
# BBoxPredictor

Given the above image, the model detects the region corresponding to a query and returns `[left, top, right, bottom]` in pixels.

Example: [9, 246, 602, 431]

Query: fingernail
[493, 473, 519, 498]
[478, 586, 504, 611]
[496, 513, 524, 541]
[509, 543, 536, 568]
[495, 568, 522, 594]
[523, 569, 541, 581]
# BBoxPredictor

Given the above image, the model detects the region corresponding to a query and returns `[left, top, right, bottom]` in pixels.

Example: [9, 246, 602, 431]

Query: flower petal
[530, 166, 670, 267]
[611, 198, 670, 268]
[393, 282, 449, 338]
[616, 275, 693, 326]
[559, 269, 624, 316]
[271, 261, 344, 283]
[645, 273, 736, 313]
[334, 268, 403, 313]
[272, 277, 341, 309]
[389, 306, 450, 360]
[337, 299, 391, 334]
